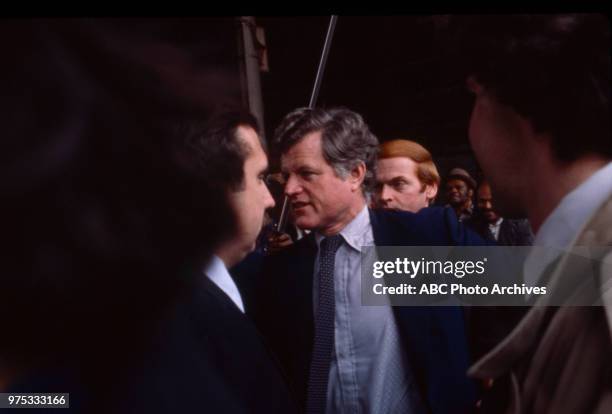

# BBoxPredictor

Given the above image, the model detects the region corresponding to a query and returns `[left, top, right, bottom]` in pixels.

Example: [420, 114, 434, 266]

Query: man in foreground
[459, 13, 611, 413]
[118, 112, 296, 413]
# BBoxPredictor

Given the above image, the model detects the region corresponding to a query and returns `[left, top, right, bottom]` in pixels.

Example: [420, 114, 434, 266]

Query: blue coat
[243, 207, 488, 413]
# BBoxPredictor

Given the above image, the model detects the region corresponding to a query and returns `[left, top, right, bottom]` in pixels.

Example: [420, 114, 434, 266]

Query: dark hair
[177, 110, 262, 193]
[454, 14, 610, 162]
[273, 107, 379, 193]
[0, 18, 238, 401]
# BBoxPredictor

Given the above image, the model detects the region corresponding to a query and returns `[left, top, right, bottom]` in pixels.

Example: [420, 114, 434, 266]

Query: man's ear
[349, 162, 366, 191]
[425, 183, 438, 203]
[468, 188, 474, 199]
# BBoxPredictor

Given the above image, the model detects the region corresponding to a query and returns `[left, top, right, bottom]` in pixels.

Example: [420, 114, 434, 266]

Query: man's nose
[264, 185, 275, 209]
[284, 174, 301, 197]
[381, 185, 393, 201]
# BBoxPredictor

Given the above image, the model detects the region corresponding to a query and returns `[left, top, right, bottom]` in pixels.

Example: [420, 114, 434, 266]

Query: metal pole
[308, 16, 337, 108]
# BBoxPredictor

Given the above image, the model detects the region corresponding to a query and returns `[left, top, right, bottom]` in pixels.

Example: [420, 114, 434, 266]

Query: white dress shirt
[488, 217, 504, 241]
[204, 255, 245, 313]
[314, 206, 420, 414]
[524, 162, 612, 286]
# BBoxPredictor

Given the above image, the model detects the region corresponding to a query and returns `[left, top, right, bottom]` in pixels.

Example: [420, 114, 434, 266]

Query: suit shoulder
[370, 206, 449, 229]
[370, 207, 489, 246]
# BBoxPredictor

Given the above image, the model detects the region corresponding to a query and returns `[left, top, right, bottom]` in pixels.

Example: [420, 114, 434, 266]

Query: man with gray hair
[246, 107, 486, 414]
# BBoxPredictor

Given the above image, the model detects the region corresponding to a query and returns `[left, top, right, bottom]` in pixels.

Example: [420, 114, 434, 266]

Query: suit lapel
[369, 209, 430, 387]
[369, 208, 391, 246]
[200, 274, 244, 314]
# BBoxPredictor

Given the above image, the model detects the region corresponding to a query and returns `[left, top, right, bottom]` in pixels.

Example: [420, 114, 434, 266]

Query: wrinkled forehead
[280, 131, 328, 170]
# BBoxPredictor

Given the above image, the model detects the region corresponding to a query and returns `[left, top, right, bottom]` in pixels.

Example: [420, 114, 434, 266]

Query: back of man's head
[176, 110, 273, 266]
[455, 14, 610, 162]
[177, 110, 262, 193]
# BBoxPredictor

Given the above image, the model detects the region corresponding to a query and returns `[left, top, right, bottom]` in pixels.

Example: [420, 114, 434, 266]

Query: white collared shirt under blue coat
[313, 206, 425, 414]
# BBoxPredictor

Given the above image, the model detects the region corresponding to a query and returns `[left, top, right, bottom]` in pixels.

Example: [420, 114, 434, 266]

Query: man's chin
[294, 217, 316, 231]
[383, 206, 402, 213]
[483, 212, 497, 222]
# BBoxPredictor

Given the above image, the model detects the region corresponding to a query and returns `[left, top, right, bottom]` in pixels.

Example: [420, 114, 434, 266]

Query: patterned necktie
[306, 234, 343, 414]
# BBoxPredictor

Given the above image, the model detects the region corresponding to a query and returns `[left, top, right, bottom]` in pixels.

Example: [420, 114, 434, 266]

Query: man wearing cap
[445, 167, 476, 221]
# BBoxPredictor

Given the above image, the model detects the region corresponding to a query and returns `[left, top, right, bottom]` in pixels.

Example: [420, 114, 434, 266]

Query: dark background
[257, 16, 480, 185]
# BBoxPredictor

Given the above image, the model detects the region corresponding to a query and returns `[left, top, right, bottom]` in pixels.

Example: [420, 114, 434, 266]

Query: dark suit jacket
[245, 207, 488, 414]
[466, 216, 534, 246]
[114, 274, 296, 414]
[463, 217, 533, 360]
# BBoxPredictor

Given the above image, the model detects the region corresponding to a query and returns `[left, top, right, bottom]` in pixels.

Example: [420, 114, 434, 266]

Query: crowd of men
[1, 14, 610, 414]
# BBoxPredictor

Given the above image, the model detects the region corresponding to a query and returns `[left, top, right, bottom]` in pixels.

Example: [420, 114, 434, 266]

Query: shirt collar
[315, 205, 372, 252]
[524, 161, 612, 285]
[204, 255, 245, 313]
[488, 217, 503, 228]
